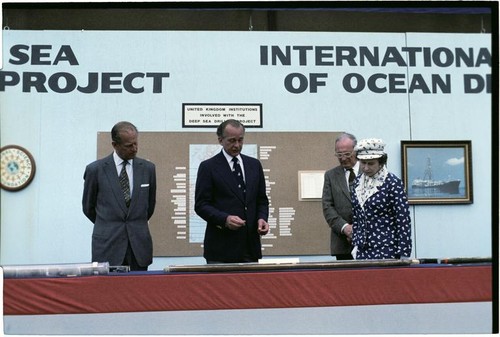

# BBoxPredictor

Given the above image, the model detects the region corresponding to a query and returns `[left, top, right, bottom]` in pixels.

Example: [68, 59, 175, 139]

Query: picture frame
[401, 140, 473, 205]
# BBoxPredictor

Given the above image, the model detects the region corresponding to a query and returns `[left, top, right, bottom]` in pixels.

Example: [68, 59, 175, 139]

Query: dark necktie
[232, 157, 246, 196]
[348, 168, 355, 190]
[119, 161, 131, 207]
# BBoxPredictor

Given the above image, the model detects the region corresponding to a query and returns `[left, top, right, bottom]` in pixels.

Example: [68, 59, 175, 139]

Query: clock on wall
[1, 145, 36, 191]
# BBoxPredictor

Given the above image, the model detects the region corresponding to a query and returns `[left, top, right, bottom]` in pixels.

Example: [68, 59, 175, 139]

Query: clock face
[1, 145, 36, 191]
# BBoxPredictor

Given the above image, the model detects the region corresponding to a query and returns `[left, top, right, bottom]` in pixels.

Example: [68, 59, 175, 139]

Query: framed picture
[401, 141, 473, 205]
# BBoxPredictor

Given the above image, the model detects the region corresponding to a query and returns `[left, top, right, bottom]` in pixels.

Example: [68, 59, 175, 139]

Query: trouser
[123, 241, 148, 271]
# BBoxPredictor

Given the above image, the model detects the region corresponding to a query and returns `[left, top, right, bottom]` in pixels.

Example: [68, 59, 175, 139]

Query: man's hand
[257, 219, 269, 235]
[343, 224, 353, 241]
[225, 215, 246, 230]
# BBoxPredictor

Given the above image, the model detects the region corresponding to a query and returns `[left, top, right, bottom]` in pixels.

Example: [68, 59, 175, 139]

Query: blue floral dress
[351, 166, 412, 259]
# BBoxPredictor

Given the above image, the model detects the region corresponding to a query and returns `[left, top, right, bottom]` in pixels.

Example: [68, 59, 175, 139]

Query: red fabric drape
[3, 265, 491, 315]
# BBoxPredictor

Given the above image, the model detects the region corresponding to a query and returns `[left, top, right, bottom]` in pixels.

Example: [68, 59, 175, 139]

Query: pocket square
[141, 184, 150, 187]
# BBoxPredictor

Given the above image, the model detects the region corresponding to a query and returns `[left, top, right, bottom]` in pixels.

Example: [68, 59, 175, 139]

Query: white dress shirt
[222, 150, 246, 183]
[113, 152, 134, 196]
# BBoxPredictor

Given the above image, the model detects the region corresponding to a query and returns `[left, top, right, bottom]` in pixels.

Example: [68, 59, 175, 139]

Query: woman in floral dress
[351, 138, 412, 260]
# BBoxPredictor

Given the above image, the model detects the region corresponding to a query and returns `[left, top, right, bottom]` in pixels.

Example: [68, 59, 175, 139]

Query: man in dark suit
[322, 133, 359, 260]
[195, 119, 269, 263]
[82, 121, 157, 271]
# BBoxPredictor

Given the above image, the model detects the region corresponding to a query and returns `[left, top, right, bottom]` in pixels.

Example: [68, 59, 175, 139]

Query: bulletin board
[98, 131, 342, 256]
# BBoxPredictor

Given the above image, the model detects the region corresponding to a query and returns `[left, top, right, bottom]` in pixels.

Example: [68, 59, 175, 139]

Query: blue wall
[0, 31, 492, 267]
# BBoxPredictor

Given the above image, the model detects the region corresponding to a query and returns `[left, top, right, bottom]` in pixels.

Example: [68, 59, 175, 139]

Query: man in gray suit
[322, 133, 359, 260]
[82, 121, 157, 271]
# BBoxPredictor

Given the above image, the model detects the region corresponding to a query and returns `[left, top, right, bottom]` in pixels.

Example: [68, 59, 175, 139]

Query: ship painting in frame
[401, 140, 473, 205]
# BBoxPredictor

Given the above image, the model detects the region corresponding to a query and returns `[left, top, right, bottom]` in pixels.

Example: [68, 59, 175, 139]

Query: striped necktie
[119, 161, 131, 207]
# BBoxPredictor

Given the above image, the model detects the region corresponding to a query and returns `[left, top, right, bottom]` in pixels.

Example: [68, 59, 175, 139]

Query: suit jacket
[322, 165, 353, 255]
[195, 151, 269, 262]
[82, 153, 156, 267]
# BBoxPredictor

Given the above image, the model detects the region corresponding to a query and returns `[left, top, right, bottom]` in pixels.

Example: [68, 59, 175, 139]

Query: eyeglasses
[335, 151, 354, 159]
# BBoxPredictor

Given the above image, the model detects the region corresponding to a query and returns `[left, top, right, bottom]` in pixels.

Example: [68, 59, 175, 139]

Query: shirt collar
[222, 150, 241, 165]
[345, 161, 360, 174]
[113, 152, 132, 167]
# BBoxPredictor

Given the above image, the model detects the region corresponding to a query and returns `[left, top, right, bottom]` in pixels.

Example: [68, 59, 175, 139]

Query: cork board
[97, 131, 342, 256]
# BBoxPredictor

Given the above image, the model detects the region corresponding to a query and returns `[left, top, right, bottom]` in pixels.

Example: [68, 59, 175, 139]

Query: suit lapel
[240, 155, 255, 198]
[336, 167, 351, 200]
[215, 152, 245, 202]
[130, 159, 144, 209]
[103, 154, 129, 213]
